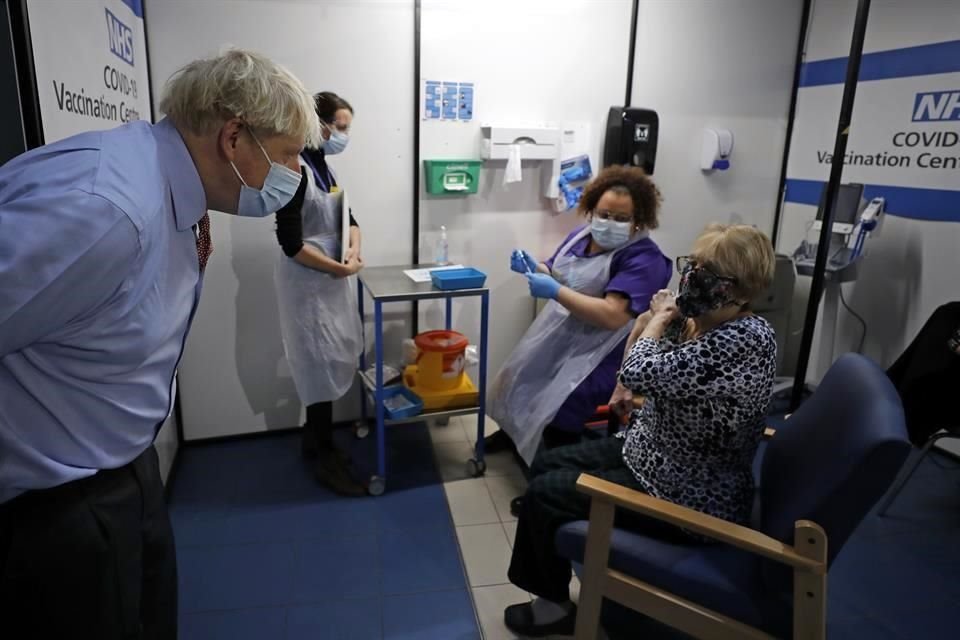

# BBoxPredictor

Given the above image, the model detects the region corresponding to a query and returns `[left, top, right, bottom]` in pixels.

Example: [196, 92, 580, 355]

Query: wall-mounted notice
[424, 80, 475, 122]
[458, 82, 474, 121]
[26, 0, 152, 144]
[786, 39, 960, 222]
[424, 80, 441, 120]
[441, 81, 459, 120]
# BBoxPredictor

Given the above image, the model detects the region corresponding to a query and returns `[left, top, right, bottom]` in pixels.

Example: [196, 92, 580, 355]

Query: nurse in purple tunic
[487, 166, 672, 465]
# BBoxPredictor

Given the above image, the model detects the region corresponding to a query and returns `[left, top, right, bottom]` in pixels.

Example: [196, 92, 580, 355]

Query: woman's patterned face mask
[676, 263, 735, 318]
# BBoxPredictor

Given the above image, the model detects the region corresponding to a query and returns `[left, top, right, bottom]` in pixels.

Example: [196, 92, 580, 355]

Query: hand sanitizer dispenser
[701, 128, 734, 171]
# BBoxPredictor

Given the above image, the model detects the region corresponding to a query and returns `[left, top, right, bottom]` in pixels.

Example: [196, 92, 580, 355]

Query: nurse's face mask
[675, 256, 738, 318]
[321, 120, 350, 155]
[590, 209, 635, 250]
[230, 128, 302, 217]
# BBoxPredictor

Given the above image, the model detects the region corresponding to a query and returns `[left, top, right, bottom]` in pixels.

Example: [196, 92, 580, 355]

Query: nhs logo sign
[912, 90, 960, 122]
[105, 8, 134, 66]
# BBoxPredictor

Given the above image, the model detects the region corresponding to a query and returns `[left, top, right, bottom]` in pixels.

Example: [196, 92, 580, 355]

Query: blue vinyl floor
[168, 425, 481, 640]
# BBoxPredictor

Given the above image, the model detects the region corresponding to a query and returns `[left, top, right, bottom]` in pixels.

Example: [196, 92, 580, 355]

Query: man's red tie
[196, 213, 213, 271]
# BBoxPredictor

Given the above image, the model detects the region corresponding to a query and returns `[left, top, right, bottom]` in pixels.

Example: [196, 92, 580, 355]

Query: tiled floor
[169, 416, 960, 639]
[430, 417, 588, 640]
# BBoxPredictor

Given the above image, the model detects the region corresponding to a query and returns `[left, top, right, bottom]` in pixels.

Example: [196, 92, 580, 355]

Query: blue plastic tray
[381, 385, 423, 420]
[431, 267, 487, 290]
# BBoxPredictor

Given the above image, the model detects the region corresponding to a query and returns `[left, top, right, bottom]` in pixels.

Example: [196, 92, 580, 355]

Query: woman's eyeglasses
[326, 120, 351, 134]
[675, 256, 737, 283]
[591, 209, 634, 225]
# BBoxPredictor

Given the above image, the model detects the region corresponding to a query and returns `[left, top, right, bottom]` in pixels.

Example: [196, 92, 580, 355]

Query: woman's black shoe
[483, 429, 513, 453]
[510, 496, 523, 517]
[301, 424, 318, 459]
[314, 449, 366, 497]
[503, 601, 577, 637]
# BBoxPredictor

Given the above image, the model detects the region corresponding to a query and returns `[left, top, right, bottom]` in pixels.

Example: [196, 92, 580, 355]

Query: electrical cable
[839, 285, 867, 353]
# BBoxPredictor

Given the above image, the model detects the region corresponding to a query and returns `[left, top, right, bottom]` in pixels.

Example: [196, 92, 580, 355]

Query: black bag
[887, 302, 960, 445]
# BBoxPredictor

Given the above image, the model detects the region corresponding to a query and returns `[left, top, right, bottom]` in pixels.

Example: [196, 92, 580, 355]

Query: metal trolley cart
[356, 265, 490, 496]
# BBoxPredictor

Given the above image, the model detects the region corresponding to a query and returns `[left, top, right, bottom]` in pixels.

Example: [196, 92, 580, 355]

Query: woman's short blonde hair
[690, 224, 775, 302]
[159, 48, 320, 148]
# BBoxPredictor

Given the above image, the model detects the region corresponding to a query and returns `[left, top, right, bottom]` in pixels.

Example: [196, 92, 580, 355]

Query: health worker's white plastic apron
[274, 162, 363, 405]
[487, 226, 642, 464]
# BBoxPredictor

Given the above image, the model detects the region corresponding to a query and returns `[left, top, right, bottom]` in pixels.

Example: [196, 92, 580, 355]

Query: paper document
[403, 265, 465, 283]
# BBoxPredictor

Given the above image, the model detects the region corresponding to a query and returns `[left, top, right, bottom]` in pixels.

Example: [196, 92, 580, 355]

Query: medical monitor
[812, 182, 864, 235]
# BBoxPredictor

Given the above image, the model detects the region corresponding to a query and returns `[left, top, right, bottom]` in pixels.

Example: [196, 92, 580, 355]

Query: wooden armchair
[557, 354, 911, 639]
[574, 475, 826, 639]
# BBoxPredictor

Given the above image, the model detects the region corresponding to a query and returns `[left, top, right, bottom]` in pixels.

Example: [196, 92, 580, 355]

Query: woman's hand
[526, 273, 561, 300]
[510, 250, 538, 274]
[338, 256, 363, 277]
[344, 245, 361, 265]
[609, 382, 634, 417]
[634, 310, 652, 332]
[649, 289, 680, 321]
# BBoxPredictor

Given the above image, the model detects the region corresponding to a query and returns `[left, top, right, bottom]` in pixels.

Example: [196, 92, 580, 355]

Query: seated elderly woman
[502, 223, 778, 638]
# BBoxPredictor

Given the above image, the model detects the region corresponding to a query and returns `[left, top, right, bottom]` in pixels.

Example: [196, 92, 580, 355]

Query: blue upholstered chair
[877, 424, 960, 516]
[556, 353, 911, 639]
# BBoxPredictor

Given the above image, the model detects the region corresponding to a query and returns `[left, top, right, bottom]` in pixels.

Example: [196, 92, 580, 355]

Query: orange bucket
[410, 330, 468, 391]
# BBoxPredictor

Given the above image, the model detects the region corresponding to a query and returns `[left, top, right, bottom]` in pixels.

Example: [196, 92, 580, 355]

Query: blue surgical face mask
[321, 121, 349, 155]
[590, 217, 634, 250]
[230, 129, 302, 217]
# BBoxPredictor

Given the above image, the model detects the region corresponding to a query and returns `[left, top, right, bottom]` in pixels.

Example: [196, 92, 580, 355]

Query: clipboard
[335, 190, 351, 263]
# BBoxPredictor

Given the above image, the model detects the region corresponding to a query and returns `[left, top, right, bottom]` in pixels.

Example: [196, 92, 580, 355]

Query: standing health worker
[487, 166, 672, 465]
[275, 92, 366, 496]
[0, 49, 319, 637]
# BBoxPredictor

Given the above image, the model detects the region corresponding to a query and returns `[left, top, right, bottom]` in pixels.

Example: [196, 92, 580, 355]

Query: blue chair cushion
[556, 521, 790, 634]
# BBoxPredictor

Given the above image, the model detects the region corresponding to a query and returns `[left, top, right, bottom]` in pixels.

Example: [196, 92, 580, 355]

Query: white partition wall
[418, 0, 635, 379]
[628, 0, 804, 275]
[777, 0, 960, 382]
[145, 0, 416, 440]
[416, 0, 803, 383]
[624, 0, 805, 378]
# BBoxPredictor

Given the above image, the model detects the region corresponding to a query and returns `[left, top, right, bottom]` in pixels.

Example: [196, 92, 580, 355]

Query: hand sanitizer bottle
[435, 225, 449, 265]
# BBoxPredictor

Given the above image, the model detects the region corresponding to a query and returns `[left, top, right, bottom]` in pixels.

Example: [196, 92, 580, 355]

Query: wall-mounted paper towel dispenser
[479, 125, 560, 160]
[603, 107, 659, 174]
[480, 125, 561, 197]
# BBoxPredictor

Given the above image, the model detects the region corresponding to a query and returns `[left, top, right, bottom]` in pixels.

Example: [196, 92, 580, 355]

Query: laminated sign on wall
[26, 0, 152, 144]
[786, 39, 960, 222]
[423, 80, 474, 121]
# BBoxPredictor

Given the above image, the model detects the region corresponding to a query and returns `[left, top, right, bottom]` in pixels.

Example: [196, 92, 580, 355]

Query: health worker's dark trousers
[0, 446, 177, 639]
[507, 437, 685, 603]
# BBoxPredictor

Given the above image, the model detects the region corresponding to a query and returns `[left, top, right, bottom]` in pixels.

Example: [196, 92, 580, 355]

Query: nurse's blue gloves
[526, 273, 562, 299]
[510, 250, 538, 274]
